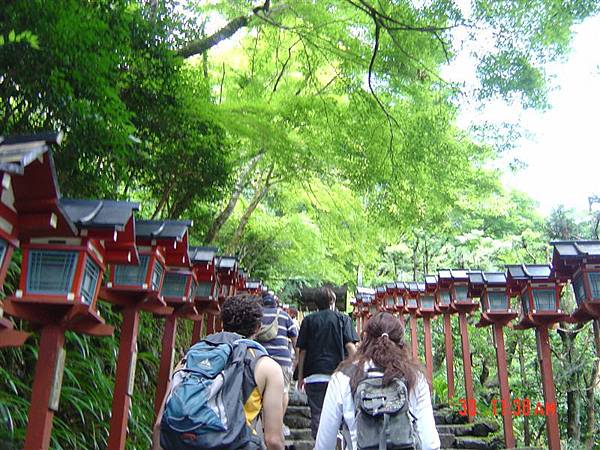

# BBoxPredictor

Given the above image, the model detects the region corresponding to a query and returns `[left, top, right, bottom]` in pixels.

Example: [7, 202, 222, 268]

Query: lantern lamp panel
[588, 272, 600, 299]
[189, 279, 198, 299]
[151, 260, 164, 291]
[0, 238, 7, 268]
[572, 275, 586, 306]
[386, 297, 394, 307]
[27, 250, 78, 295]
[421, 295, 434, 309]
[439, 290, 451, 305]
[520, 293, 530, 314]
[196, 281, 213, 298]
[161, 272, 188, 298]
[407, 298, 417, 308]
[114, 254, 150, 286]
[533, 289, 556, 311]
[80, 257, 101, 305]
[487, 292, 507, 311]
[454, 285, 468, 301]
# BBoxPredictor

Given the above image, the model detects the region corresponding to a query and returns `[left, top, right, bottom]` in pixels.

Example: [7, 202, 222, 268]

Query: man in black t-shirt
[296, 287, 359, 439]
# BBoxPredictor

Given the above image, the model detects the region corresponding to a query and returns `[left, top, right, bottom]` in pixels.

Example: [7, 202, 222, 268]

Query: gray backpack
[352, 369, 421, 450]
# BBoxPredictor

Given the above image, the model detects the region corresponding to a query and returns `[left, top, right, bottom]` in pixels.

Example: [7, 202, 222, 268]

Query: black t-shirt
[297, 309, 359, 377]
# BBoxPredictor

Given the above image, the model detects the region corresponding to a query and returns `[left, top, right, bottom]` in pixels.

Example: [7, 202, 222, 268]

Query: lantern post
[244, 280, 263, 295]
[215, 255, 239, 331]
[101, 220, 196, 450]
[404, 282, 422, 360]
[355, 287, 373, 334]
[434, 272, 455, 400]
[469, 271, 517, 448]
[439, 269, 477, 420]
[154, 221, 197, 420]
[384, 282, 397, 314]
[508, 264, 567, 450]
[552, 240, 600, 322]
[421, 276, 438, 386]
[0, 132, 66, 347]
[4, 194, 139, 450]
[189, 246, 219, 344]
[394, 281, 406, 319]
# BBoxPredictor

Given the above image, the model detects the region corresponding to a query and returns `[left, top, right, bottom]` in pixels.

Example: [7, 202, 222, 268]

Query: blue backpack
[160, 332, 268, 450]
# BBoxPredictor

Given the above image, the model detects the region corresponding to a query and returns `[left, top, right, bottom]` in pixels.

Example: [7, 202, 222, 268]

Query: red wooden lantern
[189, 246, 219, 344]
[236, 268, 247, 291]
[103, 220, 191, 450]
[154, 221, 197, 420]
[244, 280, 263, 295]
[215, 255, 238, 332]
[355, 287, 374, 334]
[0, 132, 65, 347]
[420, 276, 438, 387]
[383, 283, 396, 312]
[552, 240, 600, 322]
[507, 263, 564, 450]
[404, 282, 422, 360]
[430, 273, 455, 400]
[507, 264, 567, 330]
[438, 269, 476, 419]
[216, 255, 238, 300]
[469, 271, 516, 448]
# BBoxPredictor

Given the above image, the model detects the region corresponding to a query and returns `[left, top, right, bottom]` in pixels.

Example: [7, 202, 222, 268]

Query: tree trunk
[204, 153, 263, 243]
[227, 163, 275, 253]
[558, 323, 583, 441]
[584, 320, 600, 448]
[518, 335, 531, 447]
[412, 237, 419, 280]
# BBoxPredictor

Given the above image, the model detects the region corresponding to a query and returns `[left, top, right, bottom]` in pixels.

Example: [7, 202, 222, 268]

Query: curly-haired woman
[314, 312, 440, 450]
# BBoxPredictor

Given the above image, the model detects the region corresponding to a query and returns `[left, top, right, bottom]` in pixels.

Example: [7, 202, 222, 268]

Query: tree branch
[177, 1, 271, 58]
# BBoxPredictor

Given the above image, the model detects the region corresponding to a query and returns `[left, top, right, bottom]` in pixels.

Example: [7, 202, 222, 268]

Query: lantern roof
[0, 131, 63, 175]
[551, 240, 600, 276]
[438, 269, 470, 286]
[246, 280, 261, 289]
[468, 271, 506, 296]
[506, 264, 554, 292]
[216, 255, 238, 270]
[189, 246, 218, 263]
[376, 286, 386, 294]
[136, 220, 192, 240]
[61, 199, 139, 231]
[356, 286, 375, 302]
[0, 131, 77, 239]
[385, 282, 396, 291]
[424, 275, 437, 292]
[407, 281, 423, 295]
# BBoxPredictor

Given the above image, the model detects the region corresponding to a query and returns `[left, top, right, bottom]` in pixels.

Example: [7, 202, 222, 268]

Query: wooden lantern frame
[189, 246, 219, 344]
[552, 240, 600, 322]
[470, 271, 517, 327]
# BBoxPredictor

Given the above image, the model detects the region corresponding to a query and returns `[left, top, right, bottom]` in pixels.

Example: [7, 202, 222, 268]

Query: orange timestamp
[458, 398, 557, 417]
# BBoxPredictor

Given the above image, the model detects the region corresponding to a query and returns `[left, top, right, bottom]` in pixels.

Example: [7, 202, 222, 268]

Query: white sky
[450, 15, 600, 215]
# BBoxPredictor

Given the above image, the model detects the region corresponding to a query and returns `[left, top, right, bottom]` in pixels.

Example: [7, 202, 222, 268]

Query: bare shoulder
[254, 356, 284, 391]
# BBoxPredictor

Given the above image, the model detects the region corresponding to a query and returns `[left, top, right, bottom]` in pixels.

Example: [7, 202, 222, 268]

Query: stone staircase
[284, 391, 531, 450]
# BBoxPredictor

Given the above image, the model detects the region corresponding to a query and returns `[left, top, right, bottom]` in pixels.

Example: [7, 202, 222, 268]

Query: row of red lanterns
[354, 248, 599, 450]
[0, 132, 265, 450]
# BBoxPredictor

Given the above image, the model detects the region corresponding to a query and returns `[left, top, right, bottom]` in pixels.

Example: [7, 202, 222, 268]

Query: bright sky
[452, 15, 600, 215]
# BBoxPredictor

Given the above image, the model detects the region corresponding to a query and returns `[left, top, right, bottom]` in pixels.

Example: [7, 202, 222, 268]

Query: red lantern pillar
[508, 263, 568, 450]
[494, 323, 516, 448]
[423, 315, 433, 383]
[458, 312, 475, 421]
[443, 314, 455, 399]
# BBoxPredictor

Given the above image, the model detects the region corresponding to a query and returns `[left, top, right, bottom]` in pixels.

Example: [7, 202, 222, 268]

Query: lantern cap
[376, 286, 386, 294]
[506, 263, 552, 281]
[61, 199, 139, 231]
[246, 280, 261, 289]
[551, 240, 600, 276]
[189, 246, 218, 263]
[136, 219, 192, 240]
[216, 255, 238, 269]
[0, 131, 63, 175]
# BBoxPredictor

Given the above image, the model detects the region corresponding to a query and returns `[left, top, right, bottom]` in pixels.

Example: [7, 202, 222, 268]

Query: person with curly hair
[153, 294, 285, 450]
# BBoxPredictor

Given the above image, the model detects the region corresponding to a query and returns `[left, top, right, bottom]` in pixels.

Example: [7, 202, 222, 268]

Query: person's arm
[255, 357, 285, 450]
[290, 335, 298, 366]
[314, 372, 345, 450]
[345, 341, 357, 356]
[411, 374, 441, 450]
[296, 348, 306, 390]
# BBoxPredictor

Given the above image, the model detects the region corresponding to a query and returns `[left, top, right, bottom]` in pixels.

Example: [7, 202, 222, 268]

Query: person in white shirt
[314, 312, 441, 450]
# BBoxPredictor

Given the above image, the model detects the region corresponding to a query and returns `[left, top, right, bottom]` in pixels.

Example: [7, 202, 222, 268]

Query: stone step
[453, 435, 504, 450]
[284, 414, 311, 429]
[285, 405, 311, 418]
[284, 440, 314, 450]
[436, 420, 499, 437]
[434, 408, 470, 425]
[288, 428, 312, 441]
[288, 389, 308, 406]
